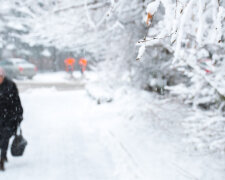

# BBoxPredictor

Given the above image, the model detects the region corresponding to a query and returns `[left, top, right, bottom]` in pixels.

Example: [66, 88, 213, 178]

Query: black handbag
[11, 127, 28, 157]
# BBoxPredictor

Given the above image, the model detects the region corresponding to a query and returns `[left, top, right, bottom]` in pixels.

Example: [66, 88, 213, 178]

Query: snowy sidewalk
[15, 71, 88, 91]
[0, 88, 224, 180]
[0, 89, 117, 180]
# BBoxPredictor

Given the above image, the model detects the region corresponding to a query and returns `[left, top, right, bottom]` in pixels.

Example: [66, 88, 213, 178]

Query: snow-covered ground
[0, 72, 224, 179]
[15, 71, 97, 91]
[15, 71, 98, 84]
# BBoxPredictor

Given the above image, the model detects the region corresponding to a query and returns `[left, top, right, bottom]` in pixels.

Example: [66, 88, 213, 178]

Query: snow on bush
[137, 0, 225, 155]
[86, 83, 113, 104]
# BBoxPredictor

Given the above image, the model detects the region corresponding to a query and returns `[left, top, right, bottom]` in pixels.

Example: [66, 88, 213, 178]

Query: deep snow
[0, 73, 224, 179]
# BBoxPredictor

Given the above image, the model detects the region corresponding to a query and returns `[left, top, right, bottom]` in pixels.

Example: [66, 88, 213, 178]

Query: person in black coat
[0, 68, 23, 170]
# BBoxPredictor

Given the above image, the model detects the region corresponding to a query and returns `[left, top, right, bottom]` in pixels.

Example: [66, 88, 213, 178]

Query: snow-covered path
[0, 89, 118, 180]
[0, 88, 223, 180]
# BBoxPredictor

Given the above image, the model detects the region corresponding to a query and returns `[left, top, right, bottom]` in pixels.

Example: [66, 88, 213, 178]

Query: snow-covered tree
[136, 0, 225, 154]
[138, 0, 225, 110]
[0, 1, 146, 73]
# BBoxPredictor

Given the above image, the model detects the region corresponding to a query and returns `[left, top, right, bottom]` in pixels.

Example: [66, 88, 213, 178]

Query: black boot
[1, 151, 8, 163]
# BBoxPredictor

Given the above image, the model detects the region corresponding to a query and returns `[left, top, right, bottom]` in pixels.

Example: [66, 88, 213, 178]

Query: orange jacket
[79, 58, 87, 66]
[64, 58, 75, 66]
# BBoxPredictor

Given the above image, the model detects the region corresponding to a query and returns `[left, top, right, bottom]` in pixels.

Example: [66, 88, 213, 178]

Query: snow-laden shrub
[138, 0, 225, 109]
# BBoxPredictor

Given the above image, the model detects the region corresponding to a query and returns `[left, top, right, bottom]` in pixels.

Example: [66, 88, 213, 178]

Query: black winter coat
[0, 78, 23, 135]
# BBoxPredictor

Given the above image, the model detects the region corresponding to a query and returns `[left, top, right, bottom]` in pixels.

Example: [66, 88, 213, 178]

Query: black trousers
[0, 128, 12, 159]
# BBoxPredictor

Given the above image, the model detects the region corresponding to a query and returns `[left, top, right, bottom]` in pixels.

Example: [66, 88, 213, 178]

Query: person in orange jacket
[79, 58, 87, 74]
[64, 57, 75, 72]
